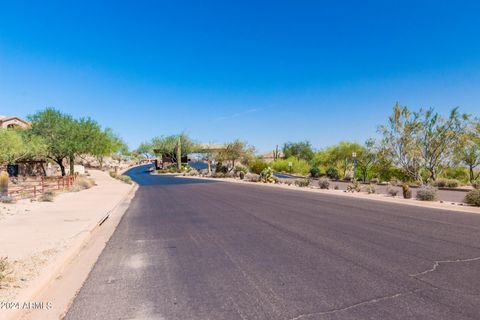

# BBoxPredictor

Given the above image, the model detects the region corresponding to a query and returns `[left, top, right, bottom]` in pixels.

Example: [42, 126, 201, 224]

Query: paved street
[66, 165, 480, 320]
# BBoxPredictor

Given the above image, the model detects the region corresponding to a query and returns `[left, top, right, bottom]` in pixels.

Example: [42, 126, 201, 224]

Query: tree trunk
[69, 155, 75, 176]
[207, 160, 211, 174]
[56, 159, 66, 176]
[177, 138, 182, 172]
[470, 165, 474, 182]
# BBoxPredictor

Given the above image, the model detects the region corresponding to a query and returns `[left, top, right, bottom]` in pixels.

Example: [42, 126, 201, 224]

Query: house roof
[0, 116, 31, 125]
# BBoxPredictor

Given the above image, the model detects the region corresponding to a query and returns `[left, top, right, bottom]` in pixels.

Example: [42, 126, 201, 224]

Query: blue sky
[1, 1, 479, 153]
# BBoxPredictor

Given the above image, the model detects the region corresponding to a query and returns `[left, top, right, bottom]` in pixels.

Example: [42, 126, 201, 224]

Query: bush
[402, 183, 412, 199]
[294, 178, 310, 187]
[364, 184, 376, 194]
[278, 178, 293, 186]
[238, 171, 245, 180]
[109, 171, 118, 178]
[389, 178, 399, 186]
[472, 180, 480, 189]
[119, 175, 132, 184]
[260, 167, 277, 183]
[326, 167, 339, 180]
[72, 177, 95, 191]
[0, 256, 11, 283]
[416, 186, 438, 201]
[433, 179, 459, 188]
[249, 159, 268, 175]
[346, 181, 361, 193]
[309, 167, 321, 178]
[245, 173, 260, 182]
[318, 178, 330, 189]
[270, 157, 310, 176]
[464, 189, 480, 206]
[370, 178, 380, 184]
[186, 169, 199, 176]
[234, 165, 248, 176]
[387, 187, 399, 197]
[39, 190, 56, 202]
[334, 185, 339, 190]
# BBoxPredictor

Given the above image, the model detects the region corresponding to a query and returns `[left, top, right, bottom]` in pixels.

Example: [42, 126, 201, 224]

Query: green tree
[455, 118, 480, 182]
[217, 140, 255, 170]
[29, 108, 103, 176]
[283, 141, 314, 162]
[416, 107, 468, 181]
[356, 139, 377, 182]
[378, 103, 422, 182]
[91, 128, 127, 169]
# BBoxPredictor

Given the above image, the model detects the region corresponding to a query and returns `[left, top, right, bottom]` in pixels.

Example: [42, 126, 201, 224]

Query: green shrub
[271, 157, 310, 176]
[309, 167, 321, 178]
[109, 171, 118, 178]
[402, 183, 412, 199]
[442, 167, 469, 183]
[364, 184, 376, 194]
[39, 190, 56, 202]
[318, 178, 330, 189]
[249, 159, 268, 174]
[238, 171, 245, 180]
[326, 167, 339, 180]
[464, 190, 480, 206]
[294, 178, 310, 187]
[370, 178, 380, 184]
[416, 186, 438, 201]
[119, 175, 132, 184]
[234, 165, 248, 175]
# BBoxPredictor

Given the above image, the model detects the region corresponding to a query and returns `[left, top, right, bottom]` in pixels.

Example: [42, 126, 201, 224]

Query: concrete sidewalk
[0, 170, 134, 307]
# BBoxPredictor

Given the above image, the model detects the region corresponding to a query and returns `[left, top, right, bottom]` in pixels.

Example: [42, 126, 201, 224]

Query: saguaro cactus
[0, 171, 8, 198]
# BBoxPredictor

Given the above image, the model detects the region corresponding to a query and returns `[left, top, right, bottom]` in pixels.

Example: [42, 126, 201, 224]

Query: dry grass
[0, 256, 12, 286]
[71, 176, 96, 192]
[38, 190, 56, 202]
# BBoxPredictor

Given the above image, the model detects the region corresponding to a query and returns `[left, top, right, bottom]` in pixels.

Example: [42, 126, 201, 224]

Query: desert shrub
[234, 165, 248, 175]
[39, 190, 56, 202]
[334, 185, 339, 190]
[0, 256, 11, 283]
[109, 171, 118, 178]
[416, 186, 438, 201]
[119, 175, 132, 184]
[445, 179, 460, 188]
[326, 167, 339, 180]
[249, 159, 268, 174]
[364, 184, 376, 194]
[294, 178, 310, 187]
[260, 167, 277, 183]
[389, 178, 399, 186]
[187, 169, 199, 176]
[199, 169, 209, 176]
[347, 181, 361, 193]
[278, 178, 293, 185]
[387, 187, 399, 197]
[402, 183, 412, 199]
[245, 173, 260, 182]
[464, 190, 480, 206]
[72, 177, 95, 191]
[309, 167, 321, 178]
[224, 171, 235, 178]
[238, 171, 245, 180]
[318, 178, 330, 189]
[472, 180, 480, 189]
[370, 178, 380, 184]
[442, 167, 469, 183]
[271, 157, 310, 176]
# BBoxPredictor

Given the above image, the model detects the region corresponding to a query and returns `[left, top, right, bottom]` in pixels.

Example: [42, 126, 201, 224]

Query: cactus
[402, 183, 412, 199]
[260, 167, 277, 183]
[0, 171, 8, 198]
[273, 145, 280, 160]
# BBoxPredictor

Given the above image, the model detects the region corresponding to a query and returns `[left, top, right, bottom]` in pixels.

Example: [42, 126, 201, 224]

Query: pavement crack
[289, 288, 424, 320]
[409, 256, 480, 277]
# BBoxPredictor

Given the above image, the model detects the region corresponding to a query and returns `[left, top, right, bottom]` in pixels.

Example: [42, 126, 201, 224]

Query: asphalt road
[65, 165, 480, 320]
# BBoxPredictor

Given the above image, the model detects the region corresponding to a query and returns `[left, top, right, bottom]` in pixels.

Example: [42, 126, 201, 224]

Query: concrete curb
[4, 179, 138, 320]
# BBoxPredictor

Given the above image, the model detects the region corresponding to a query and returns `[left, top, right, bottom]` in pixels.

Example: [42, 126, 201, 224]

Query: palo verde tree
[217, 140, 255, 170]
[378, 103, 423, 183]
[29, 108, 106, 176]
[282, 141, 314, 162]
[91, 128, 128, 169]
[455, 118, 480, 182]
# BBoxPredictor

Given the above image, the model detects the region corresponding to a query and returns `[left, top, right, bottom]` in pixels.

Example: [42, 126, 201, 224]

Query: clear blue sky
[1, 1, 479, 153]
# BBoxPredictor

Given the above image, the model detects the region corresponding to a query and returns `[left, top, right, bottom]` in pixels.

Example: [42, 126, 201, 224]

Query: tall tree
[455, 118, 480, 182]
[378, 103, 422, 182]
[416, 107, 468, 181]
[356, 139, 377, 182]
[217, 140, 255, 170]
[282, 141, 314, 162]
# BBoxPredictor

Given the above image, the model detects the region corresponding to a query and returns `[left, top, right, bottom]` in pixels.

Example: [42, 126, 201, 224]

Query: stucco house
[0, 115, 30, 128]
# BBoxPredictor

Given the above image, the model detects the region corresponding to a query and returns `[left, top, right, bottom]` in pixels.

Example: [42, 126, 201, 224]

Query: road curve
[65, 165, 480, 320]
